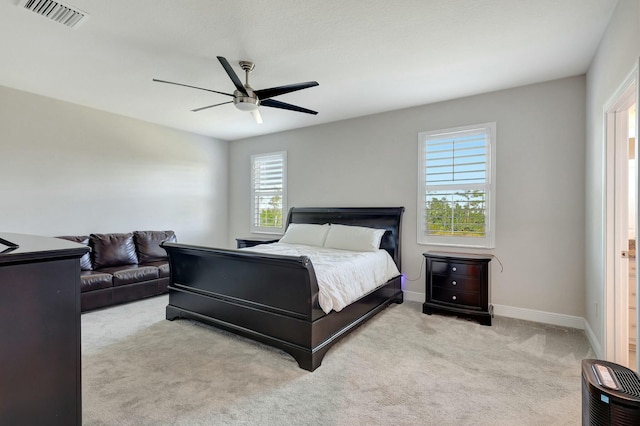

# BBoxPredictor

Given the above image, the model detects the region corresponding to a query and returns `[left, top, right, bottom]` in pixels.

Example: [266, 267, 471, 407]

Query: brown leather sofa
[57, 230, 176, 312]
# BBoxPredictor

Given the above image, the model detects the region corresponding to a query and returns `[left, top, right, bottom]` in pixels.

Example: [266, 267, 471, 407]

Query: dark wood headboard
[285, 207, 405, 270]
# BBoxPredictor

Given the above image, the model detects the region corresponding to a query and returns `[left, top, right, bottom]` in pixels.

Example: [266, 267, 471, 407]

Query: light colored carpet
[82, 295, 593, 425]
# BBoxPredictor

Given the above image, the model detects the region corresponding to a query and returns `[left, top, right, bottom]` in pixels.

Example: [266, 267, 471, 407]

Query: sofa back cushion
[134, 230, 176, 263]
[56, 235, 93, 271]
[90, 233, 139, 269]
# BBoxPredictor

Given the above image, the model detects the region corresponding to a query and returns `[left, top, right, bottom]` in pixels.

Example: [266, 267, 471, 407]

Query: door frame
[604, 62, 639, 368]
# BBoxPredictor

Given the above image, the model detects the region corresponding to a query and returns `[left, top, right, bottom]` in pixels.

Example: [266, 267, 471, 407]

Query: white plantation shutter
[418, 123, 496, 248]
[251, 152, 287, 233]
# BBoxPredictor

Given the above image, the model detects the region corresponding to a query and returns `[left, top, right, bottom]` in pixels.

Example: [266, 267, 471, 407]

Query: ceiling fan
[153, 56, 319, 124]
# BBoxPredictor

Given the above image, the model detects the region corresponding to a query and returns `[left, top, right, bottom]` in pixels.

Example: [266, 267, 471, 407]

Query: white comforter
[241, 242, 400, 314]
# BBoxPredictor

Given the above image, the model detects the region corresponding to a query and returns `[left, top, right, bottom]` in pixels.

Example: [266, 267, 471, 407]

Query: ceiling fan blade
[191, 100, 233, 112]
[261, 99, 318, 115]
[251, 110, 263, 124]
[153, 79, 233, 97]
[254, 81, 319, 100]
[217, 56, 247, 95]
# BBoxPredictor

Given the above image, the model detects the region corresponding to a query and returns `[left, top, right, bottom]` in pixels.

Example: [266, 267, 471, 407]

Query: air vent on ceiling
[18, 0, 89, 29]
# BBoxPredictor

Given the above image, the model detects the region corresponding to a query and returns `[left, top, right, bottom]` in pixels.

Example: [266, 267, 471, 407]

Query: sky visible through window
[425, 133, 486, 185]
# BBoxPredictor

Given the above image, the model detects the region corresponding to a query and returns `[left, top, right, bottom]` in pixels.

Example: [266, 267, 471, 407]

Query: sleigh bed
[162, 207, 404, 371]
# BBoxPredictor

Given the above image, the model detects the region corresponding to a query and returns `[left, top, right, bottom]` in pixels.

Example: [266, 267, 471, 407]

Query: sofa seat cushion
[91, 233, 139, 269]
[134, 230, 176, 263]
[80, 271, 113, 292]
[97, 265, 159, 286]
[140, 261, 170, 278]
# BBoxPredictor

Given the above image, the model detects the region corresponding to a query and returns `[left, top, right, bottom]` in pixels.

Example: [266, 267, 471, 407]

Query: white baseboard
[492, 304, 585, 329]
[403, 290, 424, 303]
[402, 290, 586, 330]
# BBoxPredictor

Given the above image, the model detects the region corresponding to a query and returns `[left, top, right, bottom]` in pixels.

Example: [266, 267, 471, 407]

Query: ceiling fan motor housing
[233, 90, 260, 111]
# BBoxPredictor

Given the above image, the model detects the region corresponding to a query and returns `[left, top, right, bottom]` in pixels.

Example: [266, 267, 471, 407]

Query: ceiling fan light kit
[251, 110, 263, 124]
[233, 94, 259, 112]
[154, 56, 318, 124]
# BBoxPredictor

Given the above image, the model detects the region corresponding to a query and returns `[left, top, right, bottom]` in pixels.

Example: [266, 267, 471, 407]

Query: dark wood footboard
[162, 242, 402, 370]
[164, 244, 323, 320]
[162, 207, 404, 371]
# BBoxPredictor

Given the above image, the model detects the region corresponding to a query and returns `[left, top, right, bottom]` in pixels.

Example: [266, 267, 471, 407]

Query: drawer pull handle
[452, 296, 457, 300]
[451, 281, 457, 286]
[452, 267, 457, 272]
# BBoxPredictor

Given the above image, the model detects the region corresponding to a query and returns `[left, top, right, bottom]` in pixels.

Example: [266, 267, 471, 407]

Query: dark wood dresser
[0, 233, 88, 425]
[422, 252, 493, 326]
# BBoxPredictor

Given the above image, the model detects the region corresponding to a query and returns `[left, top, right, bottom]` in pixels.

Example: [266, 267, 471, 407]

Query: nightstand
[236, 237, 280, 249]
[422, 252, 493, 326]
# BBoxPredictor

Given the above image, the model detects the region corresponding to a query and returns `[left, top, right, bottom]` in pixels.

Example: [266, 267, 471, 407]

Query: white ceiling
[0, 0, 618, 141]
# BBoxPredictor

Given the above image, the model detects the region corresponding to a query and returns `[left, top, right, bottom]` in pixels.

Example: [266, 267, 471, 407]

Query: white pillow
[323, 224, 386, 252]
[279, 223, 330, 246]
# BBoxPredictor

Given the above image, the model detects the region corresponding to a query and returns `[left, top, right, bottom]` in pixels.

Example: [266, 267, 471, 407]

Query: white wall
[0, 85, 228, 246]
[585, 0, 640, 355]
[229, 76, 586, 320]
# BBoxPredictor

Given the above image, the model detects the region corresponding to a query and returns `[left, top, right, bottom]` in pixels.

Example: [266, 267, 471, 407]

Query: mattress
[241, 242, 400, 314]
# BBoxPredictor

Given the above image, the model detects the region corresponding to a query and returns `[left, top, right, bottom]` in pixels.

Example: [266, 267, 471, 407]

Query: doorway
[605, 67, 638, 371]
[628, 103, 637, 368]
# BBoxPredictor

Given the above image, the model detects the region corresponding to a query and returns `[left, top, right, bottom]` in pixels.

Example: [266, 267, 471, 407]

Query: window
[417, 122, 496, 248]
[251, 151, 287, 234]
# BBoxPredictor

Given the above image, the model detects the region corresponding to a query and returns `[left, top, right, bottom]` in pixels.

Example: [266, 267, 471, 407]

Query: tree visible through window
[426, 190, 486, 237]
[259, 195, 283, 228]
[251, 152, 287, 233]
[418, 123, 496, 248]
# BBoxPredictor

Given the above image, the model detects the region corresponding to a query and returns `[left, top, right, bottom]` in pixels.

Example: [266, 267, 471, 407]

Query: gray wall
[0, 85, 229, 246]
[585, 0, 640, 355]
[5, 8, 626, 330]
[229, 76, 586, 320]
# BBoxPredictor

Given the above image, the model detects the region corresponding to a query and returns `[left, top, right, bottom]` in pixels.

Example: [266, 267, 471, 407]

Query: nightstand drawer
[430, 260, 484, 278]
[431, 287, 480, 308]
[431, 274, 481, 292]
